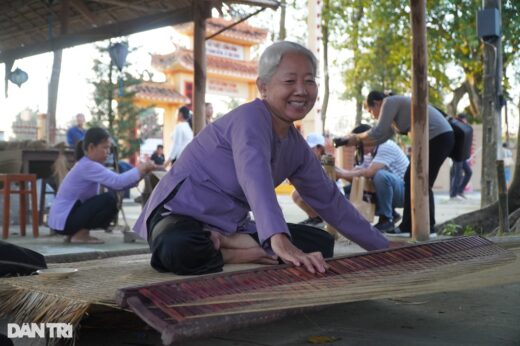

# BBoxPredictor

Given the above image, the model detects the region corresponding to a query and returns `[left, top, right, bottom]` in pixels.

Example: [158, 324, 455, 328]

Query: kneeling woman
[135, 41, 397, 276]
[48, 127, 155, 244]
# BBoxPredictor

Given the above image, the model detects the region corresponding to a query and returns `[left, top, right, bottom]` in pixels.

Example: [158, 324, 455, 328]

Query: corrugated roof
[0, 0, 278, 64]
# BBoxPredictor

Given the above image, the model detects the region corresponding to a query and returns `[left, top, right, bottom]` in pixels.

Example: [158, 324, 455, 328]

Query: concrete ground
[1, 188, 483, 260]
[2, 189, 520, 345]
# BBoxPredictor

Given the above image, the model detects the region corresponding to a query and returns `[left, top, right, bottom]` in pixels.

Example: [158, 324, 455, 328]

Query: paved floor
[4, 189, 520, 346]
[1, 189, 483, 260]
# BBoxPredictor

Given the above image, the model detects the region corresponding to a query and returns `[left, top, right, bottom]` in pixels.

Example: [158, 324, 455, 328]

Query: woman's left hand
[270, 233, 329, 274]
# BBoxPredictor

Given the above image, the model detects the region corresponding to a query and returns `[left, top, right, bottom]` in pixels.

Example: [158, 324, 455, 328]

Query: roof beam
[0, 7, 192, 63]
[70, 0, 97, 26]
[224, 0, 279, 10]
[89, 0, 160, 13]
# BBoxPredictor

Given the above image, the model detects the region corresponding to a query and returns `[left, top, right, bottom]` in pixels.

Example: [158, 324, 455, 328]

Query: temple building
[132, 18, 268, 153]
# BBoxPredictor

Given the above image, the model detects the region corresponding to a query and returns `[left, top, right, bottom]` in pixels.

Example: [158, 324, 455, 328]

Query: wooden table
[0, 148, 75, 225]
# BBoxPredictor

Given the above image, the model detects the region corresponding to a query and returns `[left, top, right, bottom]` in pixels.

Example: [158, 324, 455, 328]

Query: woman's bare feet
[211, 231, 278, 265]
[221, 247, 278, 265]
[210, 231, 222, 250]
[69, 229, 105, 244]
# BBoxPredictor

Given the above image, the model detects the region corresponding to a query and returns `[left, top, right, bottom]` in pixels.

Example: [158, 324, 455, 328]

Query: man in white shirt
[336, 124, 409, 233]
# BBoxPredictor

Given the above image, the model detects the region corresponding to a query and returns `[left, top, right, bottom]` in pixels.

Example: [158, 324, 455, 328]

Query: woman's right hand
[270, 233, 328, 274]
[138, 161, 156, 176]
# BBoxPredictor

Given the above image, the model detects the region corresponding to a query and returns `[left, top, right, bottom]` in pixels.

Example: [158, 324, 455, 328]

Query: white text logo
[7, 323, 73, 339]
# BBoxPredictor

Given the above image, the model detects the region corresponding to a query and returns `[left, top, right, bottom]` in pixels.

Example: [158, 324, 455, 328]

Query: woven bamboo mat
[114, 236, 518, 344]
[0, 236, 518, 334]
[0, 254, 265, 301]
[0, 254, 260, 326]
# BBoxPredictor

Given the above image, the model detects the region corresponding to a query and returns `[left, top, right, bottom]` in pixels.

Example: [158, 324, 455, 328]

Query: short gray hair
[258, 41, 318, 83]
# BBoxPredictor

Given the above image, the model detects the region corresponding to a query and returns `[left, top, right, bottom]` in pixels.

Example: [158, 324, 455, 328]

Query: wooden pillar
[410, 0, 429, 241]
[47, 0, 70, 144]
[496, 160, 509, 234]
[4, 60, 13, 98]
[480, 0, 502, 207]
[192, 0, 210, 135]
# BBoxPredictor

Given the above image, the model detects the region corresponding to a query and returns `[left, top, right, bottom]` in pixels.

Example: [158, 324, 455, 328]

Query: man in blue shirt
[66, 113, 86, 147]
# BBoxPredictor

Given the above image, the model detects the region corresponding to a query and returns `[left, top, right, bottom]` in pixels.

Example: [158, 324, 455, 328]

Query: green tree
[325, 0, 520, 233]
[89, 42, 151, 160]
[328, 0, 520, 117]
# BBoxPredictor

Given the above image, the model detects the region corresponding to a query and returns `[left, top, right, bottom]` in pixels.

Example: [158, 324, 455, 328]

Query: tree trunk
[355, 90, 363, 126]
[506, 96, 520, 209]
[47, 0, 70, 145]
[320, 0, 330, 134]
[47, 50, 62, 145]
[435, 200, 519, 234]
[447, 81, 467, 116]
[353, 4, 363, 126]
[466, 78, 482, 118]
[480, 39, 499, 207]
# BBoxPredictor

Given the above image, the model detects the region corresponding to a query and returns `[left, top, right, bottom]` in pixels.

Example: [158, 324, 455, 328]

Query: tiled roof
[176, 17, 268, 44]
[152, 49, 258, 79]
[130, 82, 190, 104]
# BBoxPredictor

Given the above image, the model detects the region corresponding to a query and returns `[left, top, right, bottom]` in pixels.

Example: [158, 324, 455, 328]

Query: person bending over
[48, 127, 155, 244]
[134, 41, 400, 276]
[336, 91, 454, 235]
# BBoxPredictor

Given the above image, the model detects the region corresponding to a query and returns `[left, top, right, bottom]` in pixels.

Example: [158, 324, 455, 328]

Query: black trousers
[400, 131, 455, 233]
[62, 192, 118, 235]
[148, 207, 335, 276]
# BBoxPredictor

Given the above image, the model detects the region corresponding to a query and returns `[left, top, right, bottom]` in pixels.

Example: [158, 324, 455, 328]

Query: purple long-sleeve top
[48, 156, 141, 231]
[134, 99, 388, 251]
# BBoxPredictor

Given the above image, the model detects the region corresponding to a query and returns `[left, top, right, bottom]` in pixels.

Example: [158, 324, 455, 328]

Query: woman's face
[87, 138, 111, 163]
[367, 100, 382, 119]
[257, 52, 318, 129]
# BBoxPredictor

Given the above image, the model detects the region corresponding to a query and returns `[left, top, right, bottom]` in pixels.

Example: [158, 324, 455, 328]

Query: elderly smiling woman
[134, 41, 393, 276]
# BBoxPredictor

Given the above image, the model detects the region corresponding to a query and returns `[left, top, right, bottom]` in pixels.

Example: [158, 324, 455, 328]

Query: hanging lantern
[8, 68, 29, 87]
[109, 42, 129, 96]
[109, 42, 128, 72]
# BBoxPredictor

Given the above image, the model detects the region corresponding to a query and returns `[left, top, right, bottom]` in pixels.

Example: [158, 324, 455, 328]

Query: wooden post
[480, 0, 502, 207]
[4, 59, 13, 98]
[321, 154, 338, 239]
[496, 160, 509, 234]
[192, 0, 209, 135]
[410, 0, 429, 241]
[47, 0, 70, 144]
